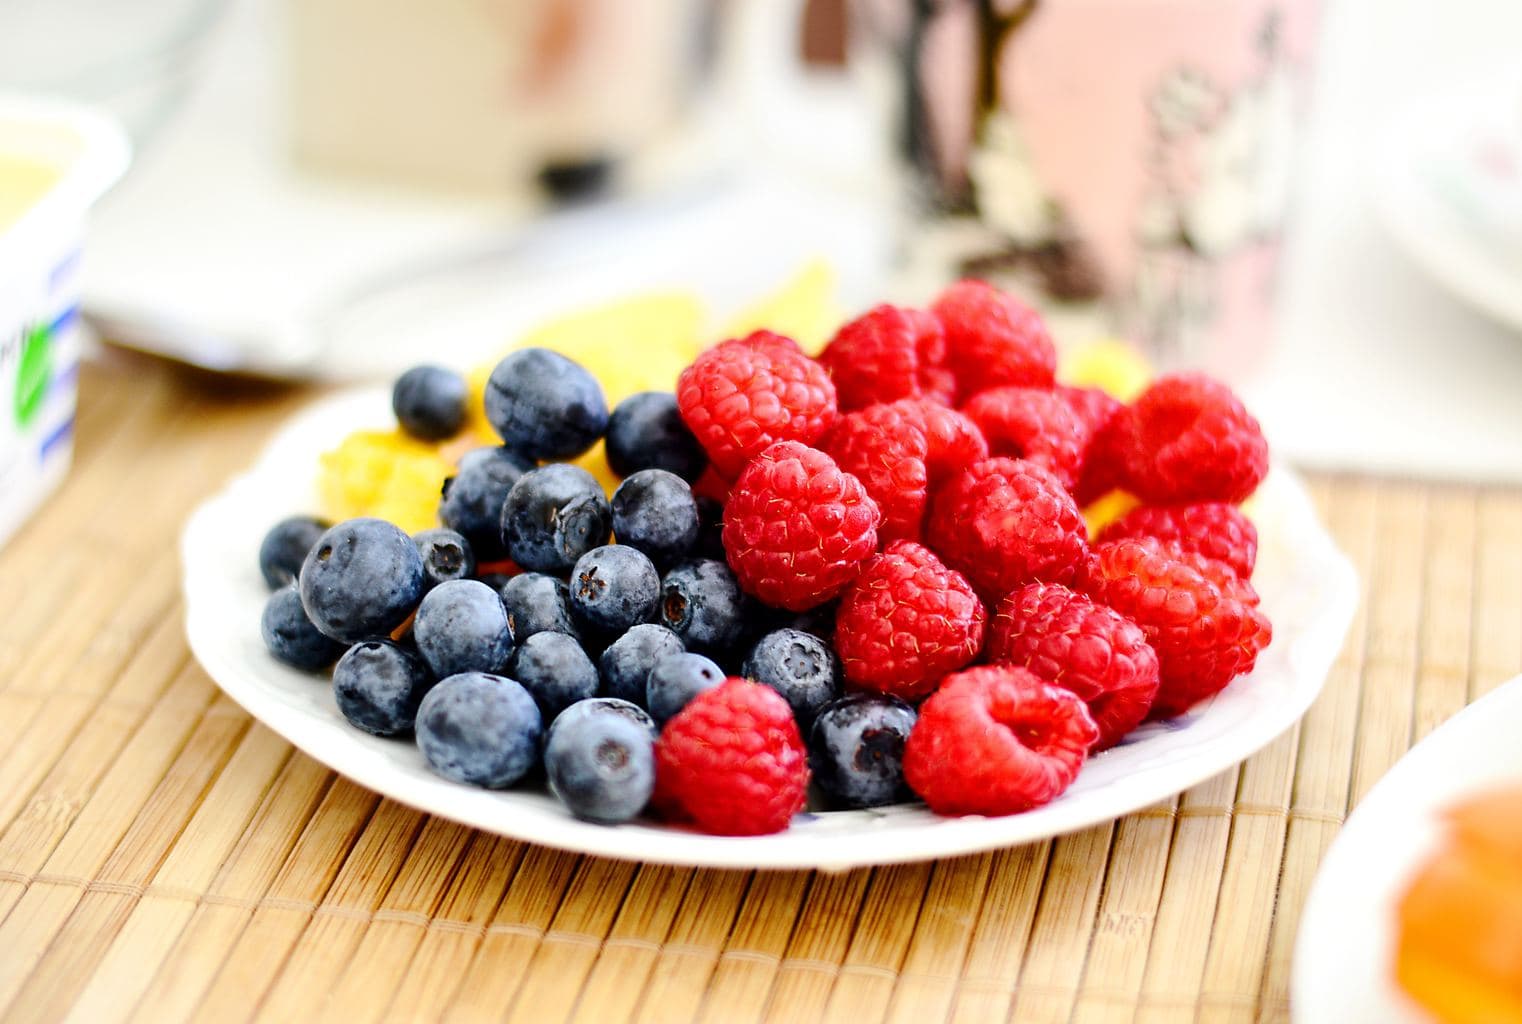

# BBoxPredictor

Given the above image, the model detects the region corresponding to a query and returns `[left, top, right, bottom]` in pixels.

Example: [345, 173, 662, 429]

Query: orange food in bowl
[1395, 784, 1522, 1023]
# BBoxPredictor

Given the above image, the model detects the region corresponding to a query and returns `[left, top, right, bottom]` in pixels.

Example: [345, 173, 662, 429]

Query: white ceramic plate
[181, 389, 1358, 869]
[1292, 675, 1522, 1023]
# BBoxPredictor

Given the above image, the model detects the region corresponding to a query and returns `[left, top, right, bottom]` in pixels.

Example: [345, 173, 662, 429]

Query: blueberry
[809, 694, 918, 809]
[659, 559, 749, 655]
[605, 391, 707, 482]
[742, 628, 840, 730]
[692, 495, 727, 561]
[549, 696, 657, 741]
[597, 623, 684, 705]
[484, 348, 608, 460]
[510, 630, 599, 720]
[261, 586, 344, 671]
[569, 544, 660, 636]
[299, 518, 425, 643]
[501, 463, 612, 573]
[416, 672, 543, 788]
[544, 709, 655, 823]
[259, 515, 330, 590]
[392, 364, 468, 441]
[610, 470, 700, 567]
[498, 572, 581, 641]
[439, 446, 534, 560]
[413, 528, 476, 591]
[333, 639, 434, 736]
[413, 579, 515, 679]
[646, 651, 724, 725]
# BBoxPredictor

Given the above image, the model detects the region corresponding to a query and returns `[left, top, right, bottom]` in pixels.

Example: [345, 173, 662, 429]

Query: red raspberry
[912, 400, 990, 479]
[655, 678, 809, 835]
[986, 582, 1160, 749]
[1125, 373, 1268, 504]
[1058, 386, 1129, 505]
[817, 305, 956, 411]
[926, 457, 1090, 601]
[822, 402, 931, 543]
[962, 386, 1087, 490]
[1097, 501, 1258, 578]
[931, 279, 1057, 400]
[677, 331, 838, 479]
[1087, 538, 1272, 718]
[722, 441, 881, 611]
[903, 665, 1098, 816]
[835, 540, 987, 700]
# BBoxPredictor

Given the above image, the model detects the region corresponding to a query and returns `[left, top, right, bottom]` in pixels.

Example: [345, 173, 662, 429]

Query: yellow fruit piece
[1082, 490, 1140, 541]
[317, 429, 454, 535]
[1061, 338, 1152, 401]
[722, 259, 841, 355]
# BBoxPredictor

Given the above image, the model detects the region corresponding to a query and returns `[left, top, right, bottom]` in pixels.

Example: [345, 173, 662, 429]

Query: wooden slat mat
[0, 356, 1518, 1024]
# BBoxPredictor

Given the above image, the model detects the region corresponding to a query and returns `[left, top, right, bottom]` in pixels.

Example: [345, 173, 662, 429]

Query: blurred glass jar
[855, 0, 1320, 376]
[286, 0, 722, 197]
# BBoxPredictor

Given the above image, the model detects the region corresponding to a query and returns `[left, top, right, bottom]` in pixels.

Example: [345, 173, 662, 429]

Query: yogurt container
[0, 97, 129, 546]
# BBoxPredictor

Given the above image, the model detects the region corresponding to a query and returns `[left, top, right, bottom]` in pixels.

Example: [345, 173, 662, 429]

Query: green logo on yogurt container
[14, 321, 52, 429]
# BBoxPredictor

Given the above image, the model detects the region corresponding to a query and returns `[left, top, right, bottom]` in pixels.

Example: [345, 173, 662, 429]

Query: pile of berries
[257, 279, 1272, 836]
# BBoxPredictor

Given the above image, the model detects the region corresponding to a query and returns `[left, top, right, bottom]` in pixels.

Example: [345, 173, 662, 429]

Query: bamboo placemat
[0, 353, 1518, 1024]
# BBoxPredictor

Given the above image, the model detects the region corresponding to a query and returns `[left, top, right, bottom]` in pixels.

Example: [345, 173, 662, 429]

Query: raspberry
[722, 441, 881, 611]
[986, 582, 1160, 749]
[1097, 502, 1258, 578]
[835, 540, 987, 700]
[962, 387, 1087, 489]
[903, 665, 1098, 816]
[1136, 537, 1261, 607]
[926, 458, 1090, 601]
[677, 331, 838, 479]
[912, 400, 990, 478]
[1058, 386, 1128, 505]
[654, 678, 809, 834]
[1125, 373, 1268, 504]
[822, 402, 931, 543]
[1087, 538, 1272, 717]
[931, 279, 1057, 400]
[817, 305, 956, 411]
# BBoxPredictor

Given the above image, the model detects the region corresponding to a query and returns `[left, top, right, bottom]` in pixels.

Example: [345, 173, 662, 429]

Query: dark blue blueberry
[549, 697, 657, 741]
[604, 391, 707, 482]
[510, 631, 599, 720]
[413, 579, 515, 679]
[413, 528, 476, 591]
[299, 518, 425, 643]
[259, 515, 330, 590]
[501, 463, 612, 574]
[439, 446, 534, 560]
[544, 708, 655, 823]
[646, 652, 724, 725]
[333, 639, 434, 736]
[742, 628, 841, 730]
[484, 347, 608, 460]
[498, 572, 580, 641]
[610, 470, 700, 567]
[392, 364, 468, 441]
[261, 585, 344, 671]
[809, 693, 918, 809]
[416, 672, 542, 787]
[692, 496, 727, 561]
[597, 623, 684, 705]
[569, 544, 660, 635]
[658, 559, 749, 655]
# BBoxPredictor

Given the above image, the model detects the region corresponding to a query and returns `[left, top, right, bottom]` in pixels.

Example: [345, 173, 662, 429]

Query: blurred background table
[0, 354, 1516, 1024]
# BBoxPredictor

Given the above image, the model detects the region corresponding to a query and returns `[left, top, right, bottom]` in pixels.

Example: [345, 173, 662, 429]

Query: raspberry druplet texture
[903, 665, 1098, 816]
[817, 304, 955, 411]
[722, 441, 881, 612]
[835, 541, 987, 700]
[962, 386, 1088, 489]
[1057, 386, 1129, 506]
[1124, 373, 1269, 505]
[654, 678, 810, 835]
[1087, 537, 1272, 718]
[911, 399, 991, 479]
[926, 457, 1089, 601]
[822, 401, 932, 543]
[1097, 501, 1259, 578]
[931, 279, 1057, 400]
[676, 331, 838, 480]
[987, 582, 1160, 749]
